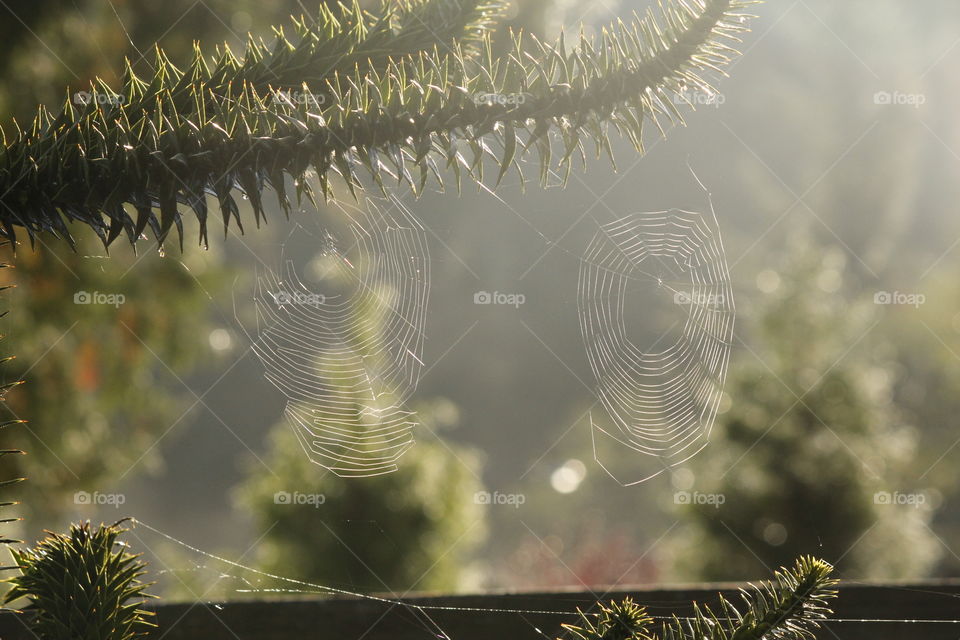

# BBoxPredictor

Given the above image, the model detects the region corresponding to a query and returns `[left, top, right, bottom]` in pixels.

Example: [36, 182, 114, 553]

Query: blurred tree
[882, 265, 960, 575]
[670, 232, 941, 580]
[232, 216, 487, 593]
[0, 0, 318, 537]
[233, 397, 487, 593]
[716, 0, 960, 577]
[0, 234, 228, 529]
[0, 0, 299, 121]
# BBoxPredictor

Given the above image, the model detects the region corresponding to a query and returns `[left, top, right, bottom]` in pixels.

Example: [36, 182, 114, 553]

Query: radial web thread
[251, 196, 430, 477]
[577, 207, 735, 485]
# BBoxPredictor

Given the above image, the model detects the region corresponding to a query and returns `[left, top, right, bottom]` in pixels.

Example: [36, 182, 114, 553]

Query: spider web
[249, 194, 430, 477]
[577, 206, 735, 485]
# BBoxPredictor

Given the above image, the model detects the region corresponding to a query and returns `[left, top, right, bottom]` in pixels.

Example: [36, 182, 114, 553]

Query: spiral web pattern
[578, 208, 735, 485]
[252, 196, 430, 477]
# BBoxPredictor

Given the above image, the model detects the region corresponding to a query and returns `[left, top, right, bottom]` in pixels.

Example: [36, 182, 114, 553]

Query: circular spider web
[251, 195, 430, 477]
[577, 208, 735, 485]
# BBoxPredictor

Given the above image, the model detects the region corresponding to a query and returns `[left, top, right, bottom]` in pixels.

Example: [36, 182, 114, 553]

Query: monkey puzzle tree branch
[559, 557, 836, 640]
[0, 0, 759, 250]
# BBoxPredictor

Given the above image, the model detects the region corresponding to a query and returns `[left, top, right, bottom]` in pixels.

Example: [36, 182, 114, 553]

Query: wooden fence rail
[1, 581, 959, 639]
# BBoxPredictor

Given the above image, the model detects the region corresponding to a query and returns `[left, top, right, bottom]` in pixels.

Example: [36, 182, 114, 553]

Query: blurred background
[2, 0, 960, 598]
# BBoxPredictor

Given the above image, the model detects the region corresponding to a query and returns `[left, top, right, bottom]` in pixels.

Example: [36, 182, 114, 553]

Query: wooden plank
[1, 581, 958, 639]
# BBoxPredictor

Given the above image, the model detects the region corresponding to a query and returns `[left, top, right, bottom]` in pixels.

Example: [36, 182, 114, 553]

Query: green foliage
[0, 255, 24, 544]
[0, 1, 302, 121]
[659, 556, 836, 640]
[0, 235, 228, 527]
[3, 520, 155, 640]
[671, 237, 940, 580]
[234, 405, 486, 592]
[0, 0, 757, 249]
[233, 225, 486, 593]
[562, 598, 654, 640]
[559, 557, 836, 640]
[233, 401, 486, 594]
